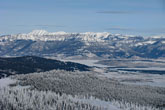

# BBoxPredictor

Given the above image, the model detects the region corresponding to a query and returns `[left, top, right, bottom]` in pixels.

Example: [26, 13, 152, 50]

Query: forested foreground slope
[10, 70, 165, 109]
[1, 87, 162, 110]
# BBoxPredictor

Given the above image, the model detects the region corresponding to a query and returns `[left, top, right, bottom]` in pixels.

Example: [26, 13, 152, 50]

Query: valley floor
[62, 58, 165, 87]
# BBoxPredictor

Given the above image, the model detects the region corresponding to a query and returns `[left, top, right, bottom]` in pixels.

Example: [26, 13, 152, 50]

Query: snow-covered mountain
[0, 30, 165, 58]
[0, 30, 140, 42]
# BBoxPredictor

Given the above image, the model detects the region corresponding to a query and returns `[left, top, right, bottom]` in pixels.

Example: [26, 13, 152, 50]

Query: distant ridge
[0, 30, 165, 58]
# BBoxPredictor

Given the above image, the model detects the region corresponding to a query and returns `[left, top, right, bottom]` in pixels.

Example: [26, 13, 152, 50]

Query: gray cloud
[96, 11, 132, 14]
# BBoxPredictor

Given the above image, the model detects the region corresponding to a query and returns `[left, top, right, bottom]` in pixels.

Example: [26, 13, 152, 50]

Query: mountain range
[0, 30, 165, 59]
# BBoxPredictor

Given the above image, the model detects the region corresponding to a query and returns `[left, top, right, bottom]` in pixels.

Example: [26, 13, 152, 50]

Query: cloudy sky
[0, 0, 165, 36]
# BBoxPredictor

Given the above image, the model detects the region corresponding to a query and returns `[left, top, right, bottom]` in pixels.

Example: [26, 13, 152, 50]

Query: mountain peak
[28, 30, 69, 36]
[52, 31, 68, 35]
[28, 30, 48, 36]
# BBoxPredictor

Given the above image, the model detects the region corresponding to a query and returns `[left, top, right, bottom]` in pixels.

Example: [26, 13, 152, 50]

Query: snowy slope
[0, 30, 165, 58]
[0, 78, 16, 87]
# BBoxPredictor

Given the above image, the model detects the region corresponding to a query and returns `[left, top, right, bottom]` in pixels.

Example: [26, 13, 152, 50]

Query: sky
[0, 0, 165, 36]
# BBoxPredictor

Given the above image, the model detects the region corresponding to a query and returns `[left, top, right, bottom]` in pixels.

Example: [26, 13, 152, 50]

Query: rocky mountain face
[0, 30, 165, 59]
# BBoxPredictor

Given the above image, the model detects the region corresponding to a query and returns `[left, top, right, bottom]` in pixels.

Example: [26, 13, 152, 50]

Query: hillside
[0, 56, 90, 78]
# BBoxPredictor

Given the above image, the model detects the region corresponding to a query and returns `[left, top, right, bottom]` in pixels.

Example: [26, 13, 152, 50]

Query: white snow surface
[143, 40, 155, 44]
[71, 96, 120, 110]
[0, 78, 16, 88]
[62, 59, 108, 67]
[101, 71, 165, 87]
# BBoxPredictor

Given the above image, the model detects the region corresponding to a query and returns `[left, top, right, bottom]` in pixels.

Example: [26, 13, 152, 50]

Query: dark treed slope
[0, 56, 90, 78]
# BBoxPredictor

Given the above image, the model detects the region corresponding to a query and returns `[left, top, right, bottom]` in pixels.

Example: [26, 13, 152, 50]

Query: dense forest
[0, 87, 162, 110]
[0, 56, 90, 78]
[11, 70, 165, 109]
